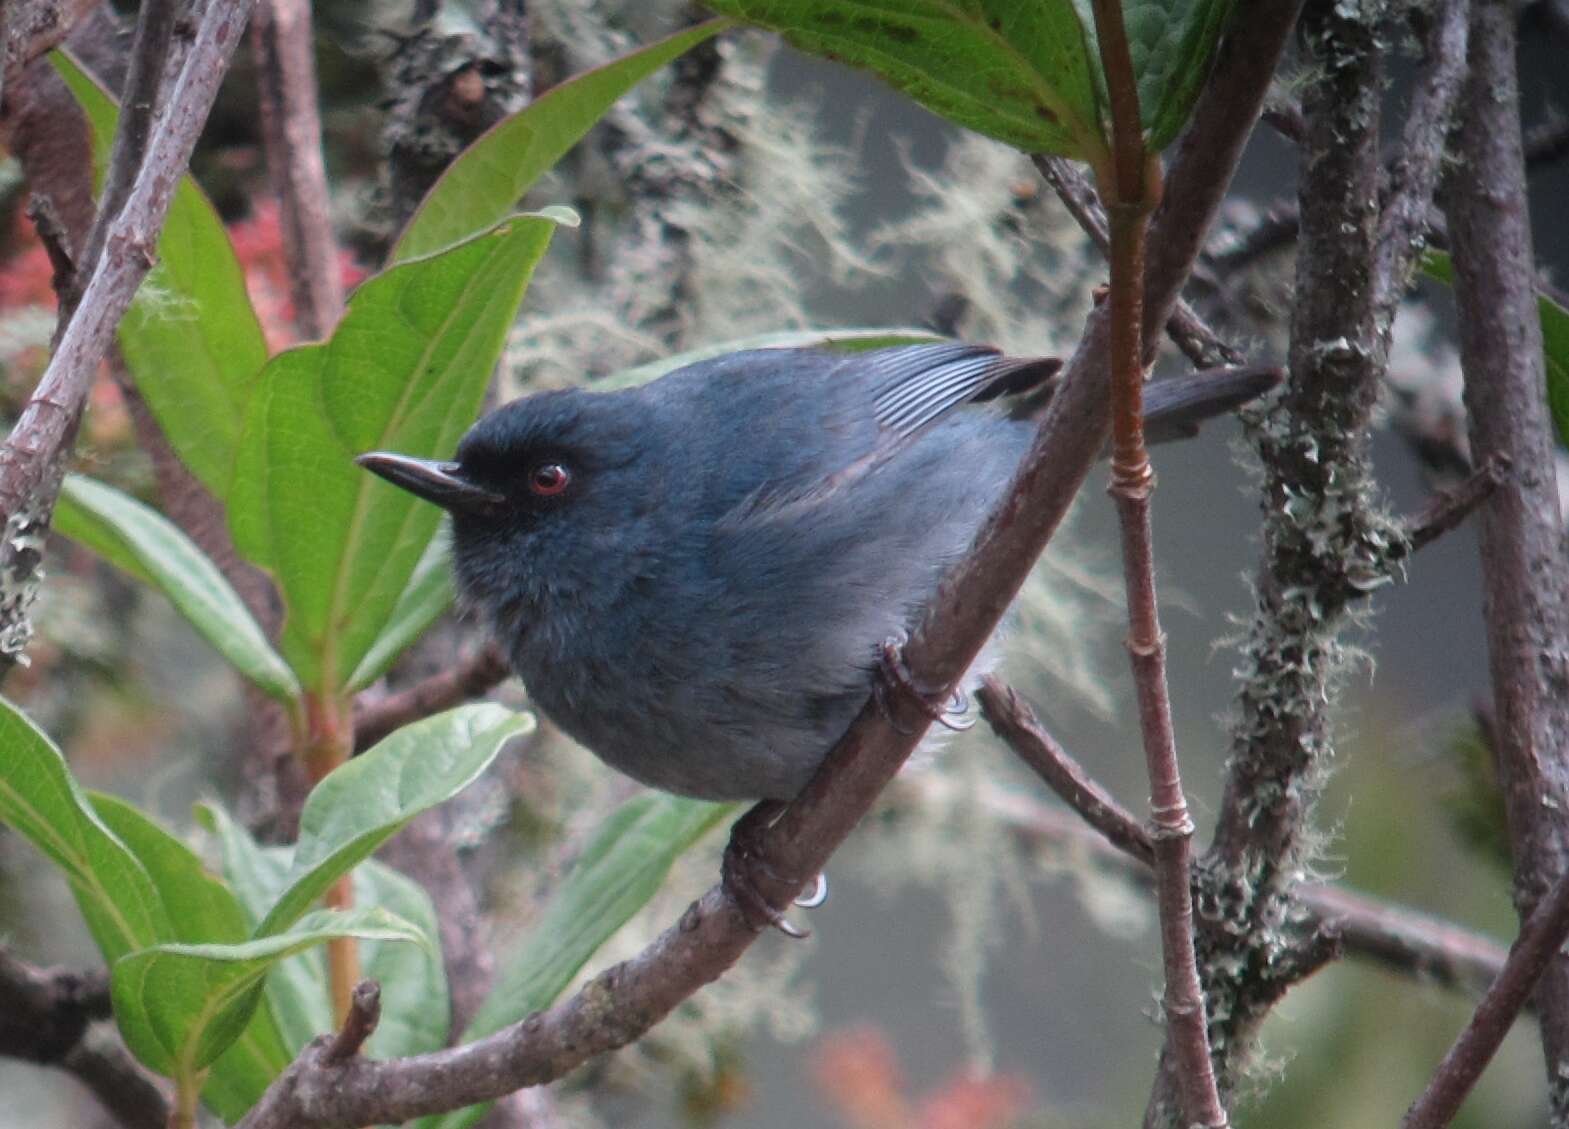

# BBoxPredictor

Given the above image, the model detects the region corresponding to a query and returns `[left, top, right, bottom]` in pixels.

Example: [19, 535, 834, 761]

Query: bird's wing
[863, 344, 1060, 442]
[717, 344, 1057, 529]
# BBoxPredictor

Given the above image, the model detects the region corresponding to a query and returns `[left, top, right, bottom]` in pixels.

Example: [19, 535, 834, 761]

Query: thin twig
[1, 1, 99, 89]
[1404, 454, 1509, 554]
[1524, 115, 1569, 168]
[250, 0, 345, 340]
[900, 769, 1511, 1000]
[1261, 98, 1307, 145]
[1371, 0, 1471, 318]
[352, 643, 510, 753]
[1302, 884, 1508, 999]
[233, 10, 1300, 1124]
[1402, 868, 1569, 1128]
[1032, 155, 1245, 368]
[976, 676, 1153, 865]
[325, 981, 383, 1063]
[1088, 0, 1226, 1120]
[72, 0, 178, 316]
[1442, 0, 1569, 1108]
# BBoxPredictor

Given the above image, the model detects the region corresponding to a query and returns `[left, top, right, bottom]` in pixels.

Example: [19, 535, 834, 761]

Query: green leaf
[395, 20, 729, 261]
[345, 528, 455, 693]
[55, 476, 299, 702]
[197, 804, 325, 1055]
[89, 796, 292, 1118]
[228, 215, 565, 694]
[198, 804, 453, 1059]
[1423, 251, 1569, 448]
[258, 705, 532, 936]
[1539, 292, 1569, 450]
[175, 707, 513, 1078]
[110, 908, 427, 1078]
[700, 1, 1103, 156]
[600, 326, 946, 390]
[0, 699, 168, 963]
[420, 794, 730, 1129]
[355, 860, 452, 1058]
[1123, 0, 1236, 149]
[468, 793, 728, 1036]
[53, 51, 269, 497]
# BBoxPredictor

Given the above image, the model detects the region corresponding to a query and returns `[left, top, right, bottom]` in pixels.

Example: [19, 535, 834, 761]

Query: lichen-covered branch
[1199, 0, 1390, 1063]
[0, 0, 254, 675]
[1162, 0, 1471, 1115]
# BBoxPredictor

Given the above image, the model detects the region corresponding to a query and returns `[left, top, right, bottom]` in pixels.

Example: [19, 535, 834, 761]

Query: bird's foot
[721, 801, 827, 939]
[876, 637, 976, 732]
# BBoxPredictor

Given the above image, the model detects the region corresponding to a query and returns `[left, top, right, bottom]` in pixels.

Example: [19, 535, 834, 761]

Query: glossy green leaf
[354, 860, 452, 1058]
[110, 908, 426, 1078]
[0, 699, 167, 963]
[600, 326, 946, 390]
[199, 803, 451, 1059]
[258, 705, 532, 936]
[700, 1, 1103, 156]
[1423, 251, 1569, 448]
[420, 794, 730, 1129]
[53, 51, 268, 497]
[395, 20, 728, 261]
[467, 793, 729, 1036]
[228, 215, 567, 694]
[1123, 0, 1235, 149]
[197, 804, 324, 1055]
[1539, 292, 1569, 449]
[345, 529, 456, 693]
[55, 476, 299, 702]
[89, 797, 292, 1118]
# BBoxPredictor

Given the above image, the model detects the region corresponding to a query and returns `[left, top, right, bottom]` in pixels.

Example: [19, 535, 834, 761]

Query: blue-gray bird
[359, 343, 1272, 803]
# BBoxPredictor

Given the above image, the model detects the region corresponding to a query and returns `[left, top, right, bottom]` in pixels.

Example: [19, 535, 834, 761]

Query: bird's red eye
[528, 463, 571, 496]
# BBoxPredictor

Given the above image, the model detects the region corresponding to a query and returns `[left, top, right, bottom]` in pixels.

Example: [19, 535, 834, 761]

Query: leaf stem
[170, 1067, 204, 1129]
[303, 692, 360, 1024]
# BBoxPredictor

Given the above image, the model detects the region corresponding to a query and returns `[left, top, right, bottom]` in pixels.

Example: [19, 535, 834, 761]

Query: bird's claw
[877, 637, 975, 731]
[721, 801, 823, 939]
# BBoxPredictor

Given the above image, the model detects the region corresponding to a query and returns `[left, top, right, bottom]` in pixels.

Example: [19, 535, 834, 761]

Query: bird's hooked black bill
[356, 452, 504, 514]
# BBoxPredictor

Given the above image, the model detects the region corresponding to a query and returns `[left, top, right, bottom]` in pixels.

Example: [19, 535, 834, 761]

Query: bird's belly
[511, 634, 865, 801]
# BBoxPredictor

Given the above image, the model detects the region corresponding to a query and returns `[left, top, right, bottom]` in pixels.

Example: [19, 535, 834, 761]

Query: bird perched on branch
[360, 343, 1273, 805]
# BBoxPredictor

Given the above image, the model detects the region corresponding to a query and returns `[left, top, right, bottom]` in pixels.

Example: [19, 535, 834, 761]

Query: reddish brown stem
[977, 676, 1154, 865]
[1089, 0, 1225, 1123]
[304, 693, 360, 1025]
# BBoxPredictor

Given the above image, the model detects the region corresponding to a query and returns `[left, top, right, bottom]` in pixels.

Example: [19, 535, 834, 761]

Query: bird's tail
[1141, 364, 1282, 445]
[1006, 359, 1280, 442]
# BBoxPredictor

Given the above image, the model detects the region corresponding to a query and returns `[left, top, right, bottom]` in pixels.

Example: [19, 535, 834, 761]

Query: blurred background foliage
[1, 0, 1567, 1126]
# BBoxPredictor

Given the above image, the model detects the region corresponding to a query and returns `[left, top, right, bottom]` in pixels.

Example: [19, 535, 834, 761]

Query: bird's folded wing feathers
[717, 344, 1056, 530]
[864, 344, 1061, 441]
